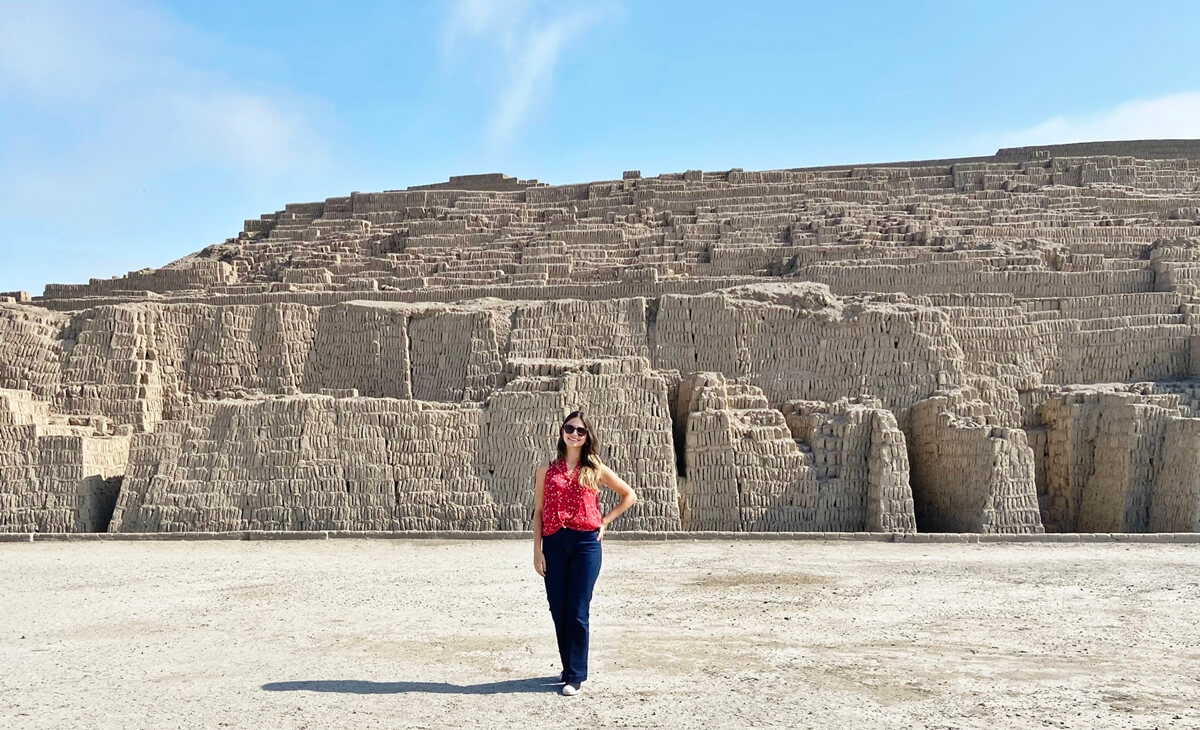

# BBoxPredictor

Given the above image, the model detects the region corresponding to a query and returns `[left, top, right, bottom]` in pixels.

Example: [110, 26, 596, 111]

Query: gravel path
[3, 539, 1199, 729]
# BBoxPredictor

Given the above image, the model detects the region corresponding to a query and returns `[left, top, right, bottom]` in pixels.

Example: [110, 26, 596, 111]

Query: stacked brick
[656, 284, 967, 428]
[409, 306, 505, 402]
[5, 141, 1200, 533]
[301, 303, 409, 398]
[1038, 387, 1200, 533]
[30, 144, 1200, 313]
[781, 399, 916, 532]
[111, 357, 681, 532]
[508, 299, 651, 361]
[1150, 418, 1200, 532]
[678, 373, 914, 531]
[42, 259, 234, 299]
[680, 372, 818, 530]
[910, 388, 1044, 533]
[58, 305, 165, 431]
[0, 304, 66, 401]
[0, 389, 130, 532]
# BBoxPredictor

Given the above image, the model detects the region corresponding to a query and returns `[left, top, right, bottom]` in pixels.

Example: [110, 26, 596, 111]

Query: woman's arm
[597, 463, 637, 540]
[532, 464, 548, 576]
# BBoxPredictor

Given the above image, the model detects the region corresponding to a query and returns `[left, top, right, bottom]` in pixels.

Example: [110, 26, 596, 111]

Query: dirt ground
[2, 538, 1199, 730]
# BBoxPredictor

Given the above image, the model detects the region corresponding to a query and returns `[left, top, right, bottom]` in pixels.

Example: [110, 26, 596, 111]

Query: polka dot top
[540, 459, 603, 536]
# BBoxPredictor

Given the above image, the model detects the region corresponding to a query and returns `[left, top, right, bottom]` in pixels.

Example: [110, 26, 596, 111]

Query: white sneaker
[561, 682, 581, 696]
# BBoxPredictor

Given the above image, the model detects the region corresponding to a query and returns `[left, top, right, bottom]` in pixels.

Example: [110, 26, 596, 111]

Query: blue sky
[2, 0, 1199, 294]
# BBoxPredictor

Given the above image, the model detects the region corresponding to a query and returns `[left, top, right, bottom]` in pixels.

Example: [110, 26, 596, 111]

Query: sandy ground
[2, 539, 1199, 730]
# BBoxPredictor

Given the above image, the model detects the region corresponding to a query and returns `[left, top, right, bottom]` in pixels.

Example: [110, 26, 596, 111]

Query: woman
[532, 410, 637, 696]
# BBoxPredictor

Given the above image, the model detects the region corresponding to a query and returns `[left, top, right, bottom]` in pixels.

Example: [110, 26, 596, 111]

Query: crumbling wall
[656, 285, 968, 427]
[508, 298, 650, 361]
[679, 373, 914, 531]
[1150, 417, 1200, 532]
[112, 357, 681, 532]
[161, 303, 318, 401]
[942, 293, 1192, 400]
[111, 397, 491, 532]
[865, 408, 917, 532]
[41, 259, 236, 300]
[781, 399, 916, 532]
[0, 305, 67, 401]
[7, 144, 1200, 535]
[681, 375, 817, 530]
[59, 305, 166, 431]
[910, 388, 1044, 533]
[0, 389, 129, 532]
[57, 303, 322, 429]
[1040, 388, 1187, 532]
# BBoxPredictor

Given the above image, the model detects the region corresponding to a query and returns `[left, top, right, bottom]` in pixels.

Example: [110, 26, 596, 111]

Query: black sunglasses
[562, 424, 588, 436]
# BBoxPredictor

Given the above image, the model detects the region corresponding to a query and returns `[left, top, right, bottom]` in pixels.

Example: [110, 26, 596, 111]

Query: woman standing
[532, 410, 637, 696]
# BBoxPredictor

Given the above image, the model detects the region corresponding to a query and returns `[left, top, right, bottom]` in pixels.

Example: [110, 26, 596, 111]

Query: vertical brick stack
[1038, 388, 1200, 533]
[910, 388, 1044, 533]
[679, 373, 916, 531]
[0, 389, 129, 532]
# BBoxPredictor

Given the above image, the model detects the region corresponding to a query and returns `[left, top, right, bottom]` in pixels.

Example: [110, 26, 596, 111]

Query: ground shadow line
[262, 676, 562, 695]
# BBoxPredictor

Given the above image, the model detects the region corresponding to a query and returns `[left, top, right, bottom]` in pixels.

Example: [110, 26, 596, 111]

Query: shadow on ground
[262, 676, 562, 695]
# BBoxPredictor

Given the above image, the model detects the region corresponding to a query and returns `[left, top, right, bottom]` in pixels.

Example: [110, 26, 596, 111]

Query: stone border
[2, 531, 1199, 543]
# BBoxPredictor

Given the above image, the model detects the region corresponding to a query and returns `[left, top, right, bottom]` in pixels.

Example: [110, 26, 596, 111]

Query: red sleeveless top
[540, 459, 603, 536]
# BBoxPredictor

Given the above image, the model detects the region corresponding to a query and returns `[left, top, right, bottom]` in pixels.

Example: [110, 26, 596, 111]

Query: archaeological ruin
[3, 139, 1200, 535]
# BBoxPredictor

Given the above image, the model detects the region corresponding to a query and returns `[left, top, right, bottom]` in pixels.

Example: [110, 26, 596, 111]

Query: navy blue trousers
[542, 527, 602, 684]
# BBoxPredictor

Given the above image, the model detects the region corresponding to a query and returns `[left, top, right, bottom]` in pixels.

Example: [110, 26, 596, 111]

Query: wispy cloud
[985, 92, 1200, 149]
[443, 0, 616, 143]
[0, 0, 329, 222]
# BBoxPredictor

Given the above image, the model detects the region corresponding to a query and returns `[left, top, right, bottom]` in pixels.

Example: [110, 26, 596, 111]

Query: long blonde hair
[556, 410, 604, 491]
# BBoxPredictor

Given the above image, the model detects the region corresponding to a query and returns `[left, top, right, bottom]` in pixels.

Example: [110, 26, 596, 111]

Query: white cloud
[443, 0, 614, 143]
[0, 0, 328, 220]
[988, 92, 1200, 149]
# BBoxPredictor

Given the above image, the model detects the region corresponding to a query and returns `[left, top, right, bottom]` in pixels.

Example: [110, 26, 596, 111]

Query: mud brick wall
[508, 298, 651, 361]
[112, 358, 681, 533]
[0, 304, 68, 401]
[1081, 403, 1171, 533]
[910, 389, 1044, 533]
[680, 375, 819, 530]
[1149, 418, 1200, 532]
[1039, 389, 1192, 533]
[678, 373, 914, 532]
[655, 286, 967, 427]
[1046, 325, 1191, 385]
[9, 145, 1200, 533]
[42, 260, 235, 300]
[58, 305, 166, 431]
[408, 306, 505, 402]
[945, 293, 1194, 395]
[112, 397, 492, 532]
[0, 389, 129, 533]
[864, 408, 917, 532]
[301, 303, 408, 398]
[799, 263, 1156, 299]
[56, 303, 321, 429]
[157, 303, 318, 400]
[781, 399, 916, 533]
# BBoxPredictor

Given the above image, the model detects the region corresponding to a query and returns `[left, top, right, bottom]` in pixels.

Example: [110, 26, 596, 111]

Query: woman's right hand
[534, 550, 547, 577]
